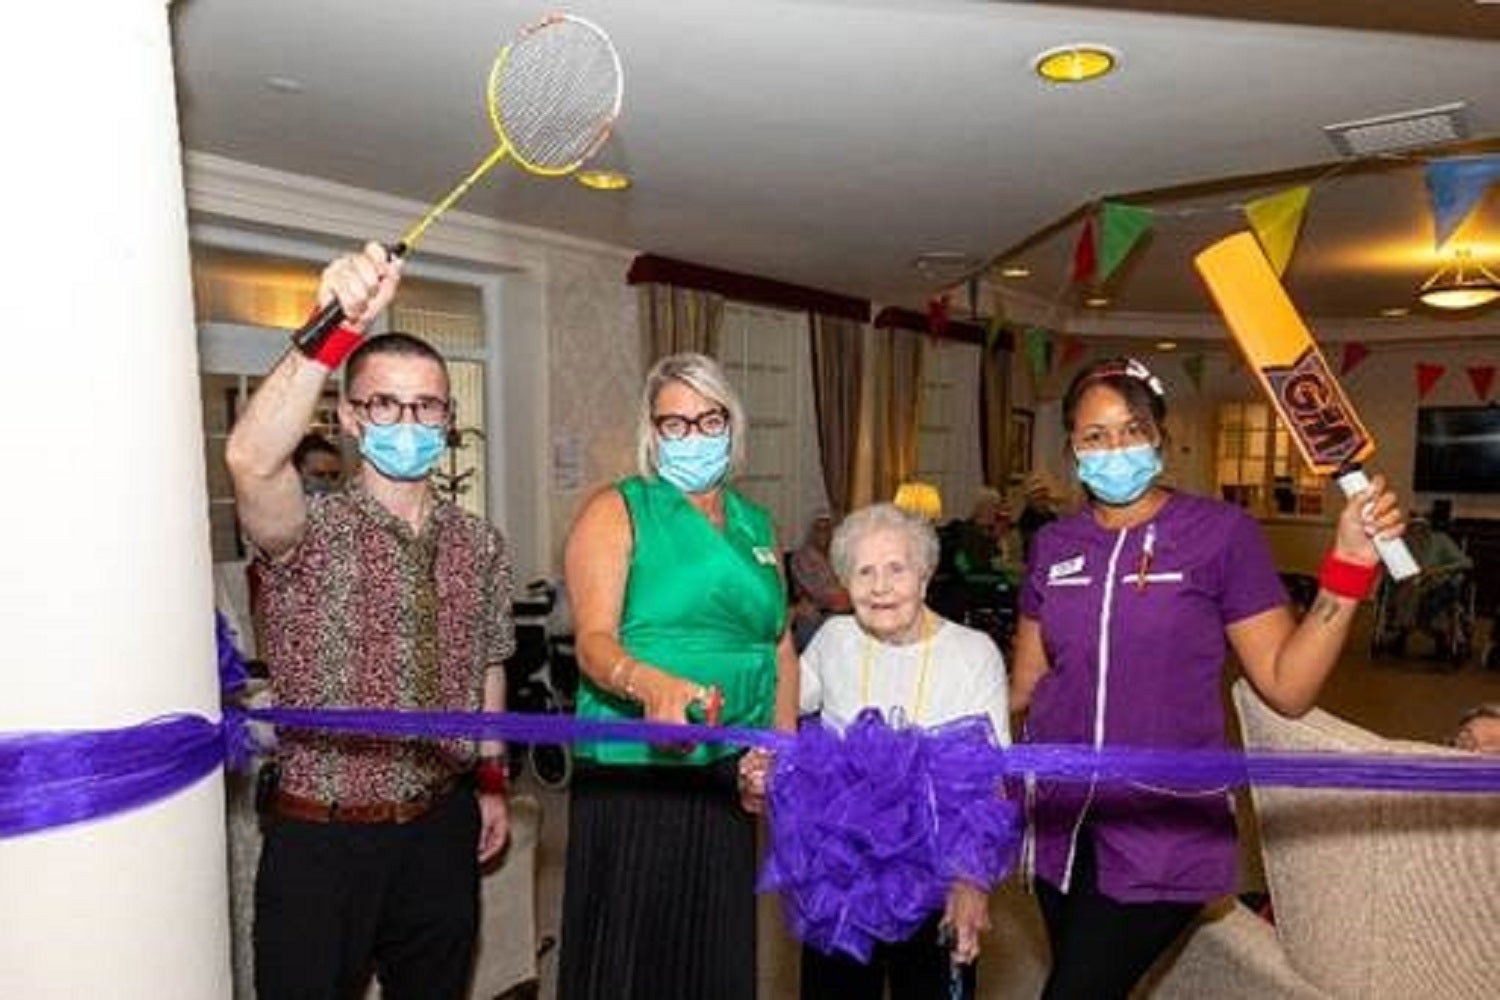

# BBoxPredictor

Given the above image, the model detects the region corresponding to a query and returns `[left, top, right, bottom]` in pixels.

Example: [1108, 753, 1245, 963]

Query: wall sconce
[893, 481, 943, 521]
[1418, 248, 1500, 311]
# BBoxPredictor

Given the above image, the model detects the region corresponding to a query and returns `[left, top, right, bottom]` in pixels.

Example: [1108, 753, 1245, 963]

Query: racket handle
[289, 242, 410, 355]
[1335, 467, 1419, 581]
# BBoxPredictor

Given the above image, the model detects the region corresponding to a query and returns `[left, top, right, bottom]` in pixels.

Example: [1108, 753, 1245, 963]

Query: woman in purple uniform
[1009, 356, 1405, 999]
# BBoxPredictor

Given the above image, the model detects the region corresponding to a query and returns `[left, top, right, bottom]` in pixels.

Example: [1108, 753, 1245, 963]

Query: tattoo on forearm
[1311, 595, 1342, 624]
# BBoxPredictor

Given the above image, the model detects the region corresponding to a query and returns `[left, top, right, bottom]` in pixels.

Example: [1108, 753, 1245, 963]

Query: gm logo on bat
[1263, 348, 1371, 471]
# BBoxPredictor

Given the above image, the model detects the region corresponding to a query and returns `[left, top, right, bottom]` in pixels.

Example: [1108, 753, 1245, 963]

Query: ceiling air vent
[1323, 102, 1469, 157]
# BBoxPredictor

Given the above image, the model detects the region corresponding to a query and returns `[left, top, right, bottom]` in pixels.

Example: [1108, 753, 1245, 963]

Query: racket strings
[493, 19, 620, 172]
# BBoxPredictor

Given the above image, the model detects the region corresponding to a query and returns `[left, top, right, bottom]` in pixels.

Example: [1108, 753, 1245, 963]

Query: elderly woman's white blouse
[799, 615, 1011, 745]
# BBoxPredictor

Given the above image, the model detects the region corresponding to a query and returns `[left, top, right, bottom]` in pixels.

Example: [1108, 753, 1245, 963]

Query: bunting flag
[1416, 362, 1446, 401]
[1071, 214, 1097, 285]
[1244, 186, 1311, 277]
[1181, 353, 1205, 392]
[1425, 154, 1500, 248]
[1340, 341, 1371, 376]
[927, 295, 949, 336]
[1468, 364, 1496, 402]
[1059, 334, 1087, 369]
[1024, 326, 1051, 378]
[1097, 202, 1155, 283]
[985, 316, 1003, 352]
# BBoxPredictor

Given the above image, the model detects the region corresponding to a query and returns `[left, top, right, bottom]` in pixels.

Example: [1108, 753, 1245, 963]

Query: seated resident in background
[1456, 704, 1500, 753]
[797, 502, 1009, 999]
[789, 509, 851, 651]
[1385, 509, 1473, 653]
[291, 432, 344, 496]
[943, 487, 1022, 585]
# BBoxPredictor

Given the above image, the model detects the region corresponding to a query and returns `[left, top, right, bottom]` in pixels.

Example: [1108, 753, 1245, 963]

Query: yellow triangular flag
[1243, 186, 1311, 277]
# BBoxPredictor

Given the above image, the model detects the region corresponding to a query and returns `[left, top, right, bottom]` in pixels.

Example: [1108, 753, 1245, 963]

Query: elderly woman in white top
[797, 501, 1010, 1000]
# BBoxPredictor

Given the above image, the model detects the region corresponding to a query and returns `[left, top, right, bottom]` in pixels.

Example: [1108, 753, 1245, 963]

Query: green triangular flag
[1244, 186, 1310, 277]
[1098, 202, 1155, 283]
[1024, 326, 1050, 379]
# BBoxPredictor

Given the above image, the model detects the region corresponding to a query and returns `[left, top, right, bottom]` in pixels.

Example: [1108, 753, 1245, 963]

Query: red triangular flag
[1340, 342, 1370, 377]
[1059, 334, 1087, 369]
[927, 295, 949, 336]
[1416, 362, 1446, 401]
[1468, 364, 1496, 402]
[1071, 215, 1097, 285]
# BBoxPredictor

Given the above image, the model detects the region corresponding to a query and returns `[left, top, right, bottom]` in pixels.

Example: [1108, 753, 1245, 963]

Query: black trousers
[800, 914, 976, 1000]
[254, 787, 481, 1000]
[1035, 833, 1201, 1000]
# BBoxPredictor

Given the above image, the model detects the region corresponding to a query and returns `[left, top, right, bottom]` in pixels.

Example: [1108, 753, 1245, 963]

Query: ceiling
[171, 0, 1500, 333]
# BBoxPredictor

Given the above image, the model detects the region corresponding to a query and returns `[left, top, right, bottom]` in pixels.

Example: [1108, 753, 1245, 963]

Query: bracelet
[608, 654, 640, 701]
[1318, 550, 1379, 601]
[475, 756, 509, 796]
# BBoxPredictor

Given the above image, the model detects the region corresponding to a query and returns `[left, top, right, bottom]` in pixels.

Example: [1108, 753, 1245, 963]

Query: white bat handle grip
[1335, 468, 1420, 582]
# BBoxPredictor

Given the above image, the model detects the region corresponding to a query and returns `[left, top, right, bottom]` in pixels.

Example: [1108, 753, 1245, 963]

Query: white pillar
[0, 2, 230, 997]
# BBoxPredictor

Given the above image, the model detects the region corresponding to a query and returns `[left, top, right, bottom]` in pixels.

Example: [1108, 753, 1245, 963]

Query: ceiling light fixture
[575, 169, 631, 191]
[999, 265, 1031, 279]
[1083, 295, 1110, 308]
[1033, 44, 1118, 84]
[1155, 340, 1178, 351]
[1417, 248, 1500, 311]
[1379, 307, 1410, 319]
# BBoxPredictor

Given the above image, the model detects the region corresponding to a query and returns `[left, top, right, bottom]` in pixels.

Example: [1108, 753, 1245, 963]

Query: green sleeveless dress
[575, 475, 786, 765]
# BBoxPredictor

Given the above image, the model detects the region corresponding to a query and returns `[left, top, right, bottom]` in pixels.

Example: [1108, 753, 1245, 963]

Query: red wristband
[301, 324, 364, 370]
[1318, 550, 1379, 601]
[475, 759, 509, 796]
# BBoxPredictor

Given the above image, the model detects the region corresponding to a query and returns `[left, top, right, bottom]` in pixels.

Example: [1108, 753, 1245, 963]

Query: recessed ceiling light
[1156, 340, 1178, 351]
[575, 169, 631, 191]
[265, 76, 305, 94]
[912, 250, 982, 280]
[1083, 295, 1110, 308]
[1033, 45, 1119, 84]
[999, 265, 1031, 279]
[1379, 307, 1410, 318]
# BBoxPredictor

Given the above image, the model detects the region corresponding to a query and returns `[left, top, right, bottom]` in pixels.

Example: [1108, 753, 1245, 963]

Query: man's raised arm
[225, 242, 401, 558]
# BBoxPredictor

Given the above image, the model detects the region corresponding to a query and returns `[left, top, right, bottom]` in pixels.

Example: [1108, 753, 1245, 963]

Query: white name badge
[754, 546, 780, 566]
[1048, 555, 1086, 581]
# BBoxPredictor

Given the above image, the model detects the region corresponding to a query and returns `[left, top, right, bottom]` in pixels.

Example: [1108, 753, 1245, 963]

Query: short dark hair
[1062, 355, 1168, 433]
[346, 332, 449, 392]
[292, 433, 339, 472]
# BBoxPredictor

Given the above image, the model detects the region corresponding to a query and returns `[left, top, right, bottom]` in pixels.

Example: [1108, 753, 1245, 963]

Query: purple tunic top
[1018, 491, 1287, 903]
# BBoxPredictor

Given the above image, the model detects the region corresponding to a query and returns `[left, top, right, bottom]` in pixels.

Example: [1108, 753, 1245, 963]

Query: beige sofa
[1141, 680, 1500, 999]
[226, 762, 541, 1000]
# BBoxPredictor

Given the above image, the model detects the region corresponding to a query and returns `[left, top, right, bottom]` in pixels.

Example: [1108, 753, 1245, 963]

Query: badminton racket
[294, 13, 622, 351]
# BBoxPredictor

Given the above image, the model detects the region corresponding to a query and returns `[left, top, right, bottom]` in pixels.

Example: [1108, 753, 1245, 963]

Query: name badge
[1048, 555, 1085, 581]
[753, 546, 780, 566]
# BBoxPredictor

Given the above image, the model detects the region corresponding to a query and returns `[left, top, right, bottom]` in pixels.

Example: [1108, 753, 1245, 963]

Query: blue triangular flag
[1426, 154, 1500, 249]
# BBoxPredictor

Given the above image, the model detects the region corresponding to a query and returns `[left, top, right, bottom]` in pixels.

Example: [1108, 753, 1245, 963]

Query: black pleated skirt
[558, 756, 757, 1000]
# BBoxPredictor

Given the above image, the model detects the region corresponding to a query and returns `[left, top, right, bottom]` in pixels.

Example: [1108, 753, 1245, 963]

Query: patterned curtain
[637, 283, 725, 363]
[979, 340, 1013, 486]
[809, 313, 865, 515]
[867, 326, 925, 504]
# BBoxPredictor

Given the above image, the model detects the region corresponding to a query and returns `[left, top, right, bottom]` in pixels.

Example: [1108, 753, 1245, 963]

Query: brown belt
[270, 777, 459, 825]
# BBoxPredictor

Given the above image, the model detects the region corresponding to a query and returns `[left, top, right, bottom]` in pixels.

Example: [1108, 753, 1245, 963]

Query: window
[1215, 401, 1325, 517]
[914, 339, 985, 518]
[193, 243, 493, 562]
[716, 302, 828, 546]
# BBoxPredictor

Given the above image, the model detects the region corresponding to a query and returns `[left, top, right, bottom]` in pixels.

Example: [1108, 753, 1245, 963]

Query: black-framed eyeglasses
[349, 393, 453, 427]
[652, 408, 730, 440]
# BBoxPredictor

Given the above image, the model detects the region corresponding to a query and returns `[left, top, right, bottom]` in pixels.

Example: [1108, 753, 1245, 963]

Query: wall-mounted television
[1414, 406, 1500, 494]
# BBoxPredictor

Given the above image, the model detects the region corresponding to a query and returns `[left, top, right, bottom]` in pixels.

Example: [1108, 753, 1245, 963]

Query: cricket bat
[1193, 231, 1418, 581]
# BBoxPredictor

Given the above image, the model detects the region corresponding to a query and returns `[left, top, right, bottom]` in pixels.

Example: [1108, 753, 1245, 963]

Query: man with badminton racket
[227, 241, 516, 1000]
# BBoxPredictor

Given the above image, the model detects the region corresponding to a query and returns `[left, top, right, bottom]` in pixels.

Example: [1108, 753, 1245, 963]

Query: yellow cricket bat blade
[1194, 232, 1373, 476]
[1194, 231, 1418, 581]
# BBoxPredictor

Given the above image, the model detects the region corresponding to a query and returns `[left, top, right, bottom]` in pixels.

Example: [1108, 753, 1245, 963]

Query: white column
[0, 2, 230, 997]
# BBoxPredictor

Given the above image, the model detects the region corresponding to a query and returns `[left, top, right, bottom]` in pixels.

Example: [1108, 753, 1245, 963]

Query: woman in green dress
[558, 352, 798, 1000]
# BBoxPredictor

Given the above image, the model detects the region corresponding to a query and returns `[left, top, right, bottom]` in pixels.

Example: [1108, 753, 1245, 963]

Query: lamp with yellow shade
[892, 481, 943, 521]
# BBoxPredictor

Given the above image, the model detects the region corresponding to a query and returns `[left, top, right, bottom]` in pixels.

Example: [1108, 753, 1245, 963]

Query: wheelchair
[1370, 566, 1477, 668]
[503, 579, 578, 790]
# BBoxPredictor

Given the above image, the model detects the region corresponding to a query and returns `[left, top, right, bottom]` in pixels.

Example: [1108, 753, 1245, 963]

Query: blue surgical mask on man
[657, 433, 731, 494]
[1076, 443, 1162, 505]
[360, 423, 447, 481]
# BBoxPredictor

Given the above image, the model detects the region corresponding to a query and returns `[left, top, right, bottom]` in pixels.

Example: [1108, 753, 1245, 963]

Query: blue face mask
[657, 433, 731, 493]
[359, 423, 447, 481]
[1076, 444, 1162, 506]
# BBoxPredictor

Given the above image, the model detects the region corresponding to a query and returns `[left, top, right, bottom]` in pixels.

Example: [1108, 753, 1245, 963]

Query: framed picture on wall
[1009, 408, 1034, 482]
